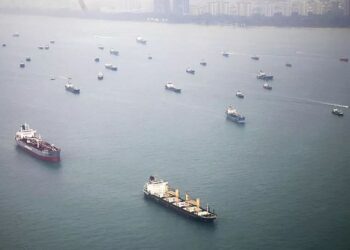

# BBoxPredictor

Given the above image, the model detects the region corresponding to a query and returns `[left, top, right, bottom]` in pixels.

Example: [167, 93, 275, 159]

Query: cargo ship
[15, 123, 61, 162]
[144, 176, 217, 222]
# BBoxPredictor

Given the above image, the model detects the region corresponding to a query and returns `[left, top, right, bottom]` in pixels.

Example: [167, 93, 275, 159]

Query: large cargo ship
[143, 176, 217, 222]
[15, 123, 61, 162]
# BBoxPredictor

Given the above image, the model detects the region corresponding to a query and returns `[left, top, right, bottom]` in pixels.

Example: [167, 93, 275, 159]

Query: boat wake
[272, 95, 349, 108]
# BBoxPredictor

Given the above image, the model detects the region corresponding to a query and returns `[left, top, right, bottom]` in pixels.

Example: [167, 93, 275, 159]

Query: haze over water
[0, 14, 349, 250]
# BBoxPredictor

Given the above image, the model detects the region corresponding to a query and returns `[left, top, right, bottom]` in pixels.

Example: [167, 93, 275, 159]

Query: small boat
[50, 40, 55, 44]
[339, 58, 349, 62]
[13, 33, 20, 37]
[226, 106, 245, 124]
[222, 51, 230, 57]
[2, 43, 6, 47]
[25, 57, 31, 62]
[236, 91, 244, 98]
[257, 70, 274, 81]
[285, 63, 292, 67]
[136, 36, 147, 44]
[98, 46, 104, 50]
[200, 61, 207, 66]
[94, 57, 100, 62]
[38, 46, 44, 50]
[65, 81, 80, 94]
[186, 68, 195, 74]
[105, 63, 118, 71]
[19, 62, 25, 68]
[165, 82, 181, 93]
[44, 45, 49, 50]
[263, 83, 272, 90]
[251, 56, 259, 60]
[332, 108, 344, 116]
[50, 76, 56, 81]
[148, 56, 153, 60]
[97, 72, 104, 80]
[110, 49, 119, 56]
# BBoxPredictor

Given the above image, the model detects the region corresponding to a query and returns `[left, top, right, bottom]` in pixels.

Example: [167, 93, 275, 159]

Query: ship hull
[144, 192, 216, 222]
[226, 115, 245, 124]
[16, 139, 60, 162]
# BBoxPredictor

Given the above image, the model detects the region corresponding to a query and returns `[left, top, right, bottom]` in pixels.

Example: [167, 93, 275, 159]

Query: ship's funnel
[185, 192, 189, 201]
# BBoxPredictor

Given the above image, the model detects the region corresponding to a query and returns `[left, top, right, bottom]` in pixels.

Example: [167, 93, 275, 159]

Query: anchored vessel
[285, 63, 292, 67]
[200, 61, 207, 66]
[15, 123, 60, 162]
[222, 51, 230, 57]
[257, 70, 274, 81]
[339, 58, 349, 62]
[165, 82, 181, 93]
[251, 56, 260, 60]
[236, 91, 244, 98]
[136, 36, 147, 44]
[186, 68, 195, 74]
[144, 176, 217, 222]
[97, 72, 104, 80]
[226, 106, 245, 124]
[19, 62, 25, 68]
[65, 81, 80, 94]
[263, 83, 272, 90]
[110, 49, 119, 56]
[105, 63, 118, 71]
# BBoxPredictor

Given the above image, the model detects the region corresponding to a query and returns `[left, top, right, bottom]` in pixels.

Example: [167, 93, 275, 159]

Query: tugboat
[251, 56, 259, 60]
[110, 49, 119, 56]
[186, 68, 195, 74]
[15, 123, 61, 162]
[65, 81, 80, 94]
[257, 70, 274, 81]
[222, 51, 230, 57]
[200, 61, 207, 66]
[285, 63, 292, 67]
[94, 57, 100, 62]
[143, 176, 217, 222]
[165, 82, 181, 93]
[226, 106, 245, 124]
[136, 36, 147, 44]
[236, 91, 244, 98]
[19, 62, 25, 68]
[332, 108, 344, 116]
[97, 72, 104, 80]
[263, 83, 272, 90]
[105, 63, 118, 71]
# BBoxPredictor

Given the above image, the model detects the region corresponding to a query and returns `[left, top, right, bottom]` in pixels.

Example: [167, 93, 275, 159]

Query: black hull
[144, 193, 216, 222]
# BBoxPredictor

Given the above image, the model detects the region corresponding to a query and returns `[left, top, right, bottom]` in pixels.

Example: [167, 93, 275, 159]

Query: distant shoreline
[1, 8, 350, 28]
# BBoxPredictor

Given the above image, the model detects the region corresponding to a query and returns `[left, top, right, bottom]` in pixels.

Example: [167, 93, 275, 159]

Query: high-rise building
[345, 0, 350, 16]
[154, 0, 171, 13]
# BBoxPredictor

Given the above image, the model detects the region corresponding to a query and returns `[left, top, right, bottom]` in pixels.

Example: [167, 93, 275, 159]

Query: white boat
[110, 49, 119, 56]
[105, 63, 118, 71]
[136, 36, 147, 44]
[97, 72, 104, 80]
[236, 91, 244, 98]
[165, 82, 181, 93]
[263, 83, 272, 90]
